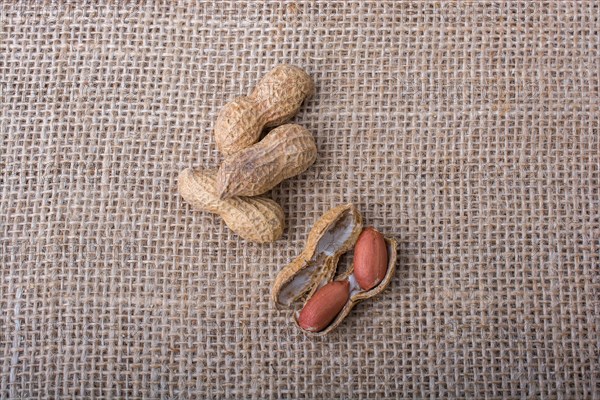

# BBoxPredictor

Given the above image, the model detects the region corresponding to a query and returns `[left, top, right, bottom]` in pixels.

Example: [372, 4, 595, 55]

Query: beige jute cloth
[1, 2, 598, 398]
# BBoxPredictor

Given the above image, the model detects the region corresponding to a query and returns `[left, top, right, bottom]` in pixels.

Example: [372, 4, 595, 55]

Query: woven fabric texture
[1, 1, 598, 399]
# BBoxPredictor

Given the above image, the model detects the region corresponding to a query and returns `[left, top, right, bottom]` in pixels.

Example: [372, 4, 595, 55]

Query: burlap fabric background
[1, 1, 598, 398]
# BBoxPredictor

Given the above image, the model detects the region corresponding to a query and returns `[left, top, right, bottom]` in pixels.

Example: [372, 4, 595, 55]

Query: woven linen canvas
[1, 1, 598, 398]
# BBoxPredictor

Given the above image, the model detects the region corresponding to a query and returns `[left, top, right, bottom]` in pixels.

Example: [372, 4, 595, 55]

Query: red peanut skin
[353, 227, 388, 291]
[297, 280, 350, 332]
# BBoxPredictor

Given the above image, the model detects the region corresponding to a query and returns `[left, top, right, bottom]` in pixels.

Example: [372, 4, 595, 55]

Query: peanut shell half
[271, 203, 363, 308]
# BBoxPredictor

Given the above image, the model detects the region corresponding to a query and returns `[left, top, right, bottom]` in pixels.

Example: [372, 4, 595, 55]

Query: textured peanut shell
[271, 203, 363, 308]
[214, 65, 314, 156]
[178, 168, 285, 243]
[216, 124, 317, 198]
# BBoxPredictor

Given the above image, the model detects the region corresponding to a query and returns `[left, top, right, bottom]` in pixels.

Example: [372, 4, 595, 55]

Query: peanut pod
[271, 203, 398, 336]
[214, 64, 314, 156]
[216, 124, 317, 199]
[178, 168, 285, 243]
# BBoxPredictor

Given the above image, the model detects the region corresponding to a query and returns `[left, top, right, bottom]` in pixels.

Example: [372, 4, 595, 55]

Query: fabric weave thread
[1, 1, 598, 398]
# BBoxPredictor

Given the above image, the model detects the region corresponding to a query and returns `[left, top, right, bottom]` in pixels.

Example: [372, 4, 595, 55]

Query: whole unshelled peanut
[216, 124, 317, 199]
[214, 65, 314, 156]
[297, 280, 350, 332]
[178, 168, 284, 243]
[353, 227, 388, 291]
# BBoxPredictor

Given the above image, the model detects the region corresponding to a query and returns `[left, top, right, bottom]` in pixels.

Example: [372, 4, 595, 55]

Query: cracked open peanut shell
[271, 203, 398, 336]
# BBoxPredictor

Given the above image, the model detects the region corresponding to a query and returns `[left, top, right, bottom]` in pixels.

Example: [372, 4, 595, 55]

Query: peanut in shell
[272, 203, 397, 336]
